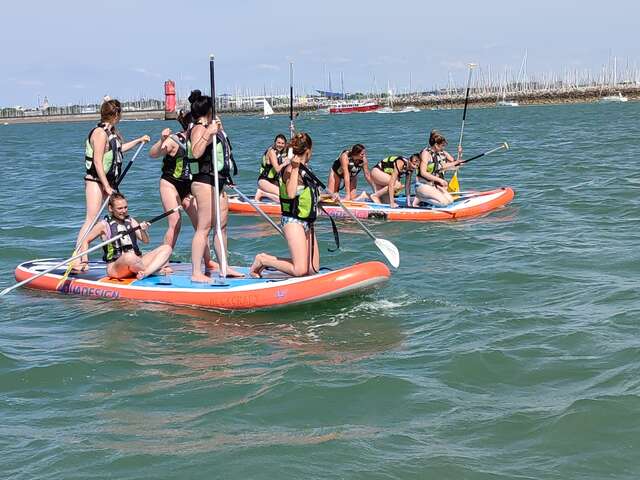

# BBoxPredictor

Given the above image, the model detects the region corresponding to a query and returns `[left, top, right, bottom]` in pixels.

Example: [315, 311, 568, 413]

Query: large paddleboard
[14, 260, 390, 311]
[229, 187, 515, 222]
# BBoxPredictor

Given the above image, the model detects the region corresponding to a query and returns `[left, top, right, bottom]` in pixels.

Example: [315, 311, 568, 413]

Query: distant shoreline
[2, 85, 637, 125]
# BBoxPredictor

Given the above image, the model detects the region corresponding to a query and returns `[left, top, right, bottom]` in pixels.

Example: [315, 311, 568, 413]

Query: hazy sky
[1, 0, 636, 106]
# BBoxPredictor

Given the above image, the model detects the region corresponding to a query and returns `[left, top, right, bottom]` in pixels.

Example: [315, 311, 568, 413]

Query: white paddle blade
[375, 238, 400, 269]
[503, 142, 510, 150]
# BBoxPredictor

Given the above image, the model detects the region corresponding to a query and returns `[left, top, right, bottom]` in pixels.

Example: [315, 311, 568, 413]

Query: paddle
[209, 54, 228, 278]
[459, 142, 509, 165]
[289, 62, 295, 138]
[450, 63, 477, 193]
[229, 186, 284, 237]
[1, 206, 182, 297]
[299, 164, 400, 269]
[56, 140, 147, 289]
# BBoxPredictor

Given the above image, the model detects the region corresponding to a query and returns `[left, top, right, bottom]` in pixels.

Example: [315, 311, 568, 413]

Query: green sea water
[1, 102, 639, 479]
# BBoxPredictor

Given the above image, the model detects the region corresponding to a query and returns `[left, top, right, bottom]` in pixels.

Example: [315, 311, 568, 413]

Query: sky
[0, 0, 637, 107]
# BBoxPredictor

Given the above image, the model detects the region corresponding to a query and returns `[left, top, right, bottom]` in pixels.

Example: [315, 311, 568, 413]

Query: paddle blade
[503, 142, 510, 150]
[375, 238, 400, 269]
[448, 171, 461, 193]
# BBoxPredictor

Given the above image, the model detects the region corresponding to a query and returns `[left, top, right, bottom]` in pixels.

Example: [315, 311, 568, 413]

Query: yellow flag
[448, 170, 461, 194]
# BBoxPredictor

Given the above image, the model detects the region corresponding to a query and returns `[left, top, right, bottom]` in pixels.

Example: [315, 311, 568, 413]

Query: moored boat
[229, 187, 515, 222]
[599, 92, 628, 103]
[13, 260, 390, 311]
[328, 100, 380, 114]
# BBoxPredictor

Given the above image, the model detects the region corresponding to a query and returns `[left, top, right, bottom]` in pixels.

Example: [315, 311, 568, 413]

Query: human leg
[159, 178, 182, 248]
[255, 179, 280, 203]
[250, 221, 310, 277]
[415, 183, 454, 207]
[190, 181, 213, 282]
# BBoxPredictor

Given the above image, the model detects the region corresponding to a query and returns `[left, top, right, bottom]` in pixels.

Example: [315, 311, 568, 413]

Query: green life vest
[332, 150, 363, 177]
[85, 123, 123, 186]
[161, 132, 190, 181]
[418, 148, 447, 181]
[376, 155, 408, 177]
[101, 216, 141, 263]
[187, 128, 237, 181]
[279, 170, 318, 223]
[258, 146, 285, 182]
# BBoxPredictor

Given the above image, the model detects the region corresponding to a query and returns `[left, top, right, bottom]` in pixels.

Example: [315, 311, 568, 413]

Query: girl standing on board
[250, 132, 320, 277]
[148, 110, 218, 272]
[187, 90, 242, 281]
[73, 99, 149, 272]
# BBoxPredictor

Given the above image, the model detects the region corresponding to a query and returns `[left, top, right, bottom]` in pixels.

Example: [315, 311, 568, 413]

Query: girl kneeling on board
[414, 130, 463, 207]
[250, 132, 321, 277]
[369, 154, 420, 208]
[327, 143, 374, 201]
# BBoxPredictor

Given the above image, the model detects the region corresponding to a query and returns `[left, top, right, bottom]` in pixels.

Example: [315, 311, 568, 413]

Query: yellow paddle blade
[448, 171, 461, 193]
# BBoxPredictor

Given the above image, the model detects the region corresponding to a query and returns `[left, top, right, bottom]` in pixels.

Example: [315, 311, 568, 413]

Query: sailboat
[377, 87, 394, 113]
[262, 98, 274, 118]
[497, 94, 519, 107]
[600, 92, 628, 103]
[496, 67, 519, 107]
[600, 56, 628, 103]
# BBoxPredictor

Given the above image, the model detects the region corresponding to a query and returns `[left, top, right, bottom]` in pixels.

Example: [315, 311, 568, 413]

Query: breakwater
[2, 84, 638, 125]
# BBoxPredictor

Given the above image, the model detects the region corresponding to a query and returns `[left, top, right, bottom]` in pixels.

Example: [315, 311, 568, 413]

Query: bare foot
[205, 260, 220, 272]
[224, 266, 245, 278]
[136, 270, 148, 280]
[191, 273, 212, 284]
[370, 193, 382, 204]
[70, 261, 89, 273]
[159, 264, 173, 274]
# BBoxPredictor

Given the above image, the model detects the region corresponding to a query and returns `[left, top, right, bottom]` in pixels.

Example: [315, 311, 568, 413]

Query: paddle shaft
[299, 164, 378, 242]
[460, 144, 508, 165]
[289, 62, 295, 138]
[230, 186, 284, 237]
[458, 64, 476, 159]
[1, 207, 181, 297]
[209, 54, 228, 278]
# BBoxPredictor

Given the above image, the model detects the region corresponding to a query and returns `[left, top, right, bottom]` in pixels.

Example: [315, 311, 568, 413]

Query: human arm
[339, 153, 352, 200]
[122, 134, 151, 152]
[268, 149, 290, 174]
[405, 170, 412, 206]
[129, 217, 150, 244]
[388, 164, 401, 208]
[361, 154, 375, 190]
[286, 159, 301, 200]
[190, 123, 218, 158]
[78, 220, 108, 264]
[442, 150, 464, 171]
[149, 129, 171, 158]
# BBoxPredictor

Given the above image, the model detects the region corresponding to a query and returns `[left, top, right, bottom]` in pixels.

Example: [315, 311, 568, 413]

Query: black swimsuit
[161, 175, 192, 200]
